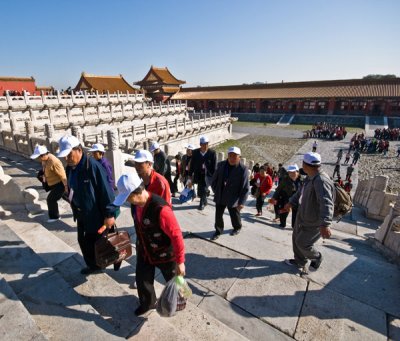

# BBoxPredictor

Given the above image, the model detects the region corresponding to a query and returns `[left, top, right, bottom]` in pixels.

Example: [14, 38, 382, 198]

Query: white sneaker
[47, 218, 60, 223]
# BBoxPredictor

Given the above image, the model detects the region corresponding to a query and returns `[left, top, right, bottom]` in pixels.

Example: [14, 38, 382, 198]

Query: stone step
[0, 223, 123, 340]
[0, 278, 48, 341]
[4, 210, 253, 340]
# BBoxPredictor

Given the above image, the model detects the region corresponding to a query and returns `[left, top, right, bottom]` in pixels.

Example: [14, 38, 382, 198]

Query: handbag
[95, 225, 132, 269]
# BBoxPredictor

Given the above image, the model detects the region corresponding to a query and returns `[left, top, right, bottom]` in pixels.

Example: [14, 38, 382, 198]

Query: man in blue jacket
[211, 146, 249, 240]
[58, 135, 117, 275]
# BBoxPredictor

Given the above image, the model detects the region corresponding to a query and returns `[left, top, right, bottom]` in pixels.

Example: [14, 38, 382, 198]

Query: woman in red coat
[253, 166, 273, 216]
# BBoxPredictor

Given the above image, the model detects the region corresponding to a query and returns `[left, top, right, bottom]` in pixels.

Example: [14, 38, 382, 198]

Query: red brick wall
[0, 80, 37, 95]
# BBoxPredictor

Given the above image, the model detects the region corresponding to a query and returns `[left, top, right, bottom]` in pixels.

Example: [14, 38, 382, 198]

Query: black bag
[95, 226, 132, 269]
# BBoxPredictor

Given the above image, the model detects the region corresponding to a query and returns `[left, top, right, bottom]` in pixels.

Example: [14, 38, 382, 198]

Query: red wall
[0, 80, 37, 95]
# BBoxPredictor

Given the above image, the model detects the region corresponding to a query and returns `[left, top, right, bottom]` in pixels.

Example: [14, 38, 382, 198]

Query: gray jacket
[211, 160, 249, 207]
[289, 170, 334, 228]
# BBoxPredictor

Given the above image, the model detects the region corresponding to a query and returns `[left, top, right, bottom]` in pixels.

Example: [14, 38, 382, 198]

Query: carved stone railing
[354, 175, 398, 221]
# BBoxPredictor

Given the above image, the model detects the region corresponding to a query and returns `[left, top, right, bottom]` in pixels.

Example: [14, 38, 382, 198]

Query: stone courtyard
[0, 124, 399, 340]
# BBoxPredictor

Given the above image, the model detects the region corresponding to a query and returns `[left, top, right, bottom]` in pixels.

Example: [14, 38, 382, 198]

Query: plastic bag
[156, 276, 192, 317]
[179, 187, 195, 204]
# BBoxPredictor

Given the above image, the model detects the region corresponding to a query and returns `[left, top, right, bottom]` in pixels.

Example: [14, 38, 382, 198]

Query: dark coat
[66, 154, 117, 234]
[189, 148, 217, 184]
[211, 160, 249, 207]
[153, 150, 168, 176]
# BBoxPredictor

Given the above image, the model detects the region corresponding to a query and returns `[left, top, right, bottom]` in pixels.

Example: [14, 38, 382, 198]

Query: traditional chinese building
[135, 66, 185, 102]
[172, 78, 400, 116]
[74, 72, 138, 93]
[0, 76, 37, 95]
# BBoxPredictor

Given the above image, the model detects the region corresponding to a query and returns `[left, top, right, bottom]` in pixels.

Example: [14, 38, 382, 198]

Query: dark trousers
[197, 176, 207, 206]
[77, 220, 102, 270]
[136, 252, 176, 309]
[256, 195, 266, 213]
[291, 208, 298, 228]
[292, 224, 321, 266]
[274, 204, 279, 219]
[332, 169, 340, 179]
[215, 204, 242, 234]
[47, 182, 65, 219]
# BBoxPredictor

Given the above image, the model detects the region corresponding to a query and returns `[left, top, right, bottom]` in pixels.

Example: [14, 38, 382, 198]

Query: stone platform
[0, 143, 399, 340]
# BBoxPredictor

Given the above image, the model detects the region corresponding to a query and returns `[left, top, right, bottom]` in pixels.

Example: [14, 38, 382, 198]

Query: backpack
[313, 172, 352, 222]
[333, 183, 352, 221]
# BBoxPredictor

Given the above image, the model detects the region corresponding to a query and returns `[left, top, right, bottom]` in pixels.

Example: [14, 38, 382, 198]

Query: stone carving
[107, 130, 119, 151]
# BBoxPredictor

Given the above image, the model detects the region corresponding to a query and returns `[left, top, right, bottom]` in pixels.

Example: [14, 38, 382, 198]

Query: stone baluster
[40, 90, 45, 106]
[125, 139, 129, 152]
[23, 90, 29, 106]
[217, 152, 224, 162]
[10, 117, 19, 134]
[107, 130, 119, 150]
[48, 107, 54, 125]
[183, 117, 187, 130]
[25, 121, 34, 137]
[101, 130, 106, 144]
[45, 124, 54, 139]
[175, 118, 178, 133]
[71, 125, 82, 140]
[131, 125, 136, 140]
[144, 123, 147, 138]
[5, 90, 12, 108]
[166, 120, 169, 136]
[82, 106, 87, 123]
[155, 121, 159, 136]
[96, 90, 99, 103]
[66, 107, 72, 124]
[29, 108, 36, 123]
[241, 157, 247, 166]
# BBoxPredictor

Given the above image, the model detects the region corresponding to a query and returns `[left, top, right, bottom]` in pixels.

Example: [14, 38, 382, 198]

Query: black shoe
[279, 224, 286, 229]
[198, 205, 205, 211]
[310, 253, 323, 270]
[134, 304, 156, 316]
[80, 267, 101, 275]
[230, 229, 241, 236]
[211, 233, 220, 240]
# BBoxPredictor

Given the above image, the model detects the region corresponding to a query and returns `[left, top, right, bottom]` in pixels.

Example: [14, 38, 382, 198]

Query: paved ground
[0, 128, 400, 340]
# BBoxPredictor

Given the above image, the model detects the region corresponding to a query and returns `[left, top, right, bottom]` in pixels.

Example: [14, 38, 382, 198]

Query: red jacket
[253, 173, 273, 197]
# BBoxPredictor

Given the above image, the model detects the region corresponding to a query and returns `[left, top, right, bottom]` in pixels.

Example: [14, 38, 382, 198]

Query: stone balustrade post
[66, 107, 72, 124]
[45, 124, 54, 139]
[218, 152, 224, 162]
[107, 130, 119, 151]
[23, 90, 29, 106]
[10, 117, 19, 133]
[101, 130, 106, 144]
[183, 117, 187, 130]
[25, 121, 34, 137]
[144, 123, 147, 138]
[175, 118, 178, 133]
[248, 160, 254, 171]
[106, 129, 122, 189]
[132, 125, 136, 140]
[5, 90, 12, 107]
[241, 157, 247, 166]
[125, 139, 129, 152]
[71, 126, 81, 140]
[29, 108, 36, 123]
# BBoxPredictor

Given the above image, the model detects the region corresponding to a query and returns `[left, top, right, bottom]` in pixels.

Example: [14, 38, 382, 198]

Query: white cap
[149, 142, 160, 153]
[228, 146, 241, 155]
[57, 135, 81, 158]
[287, 164, 299, 172]
[113, 172, 143, 206]
[133, 149, 154, 163]
[200, 136, 209, 144]
[186, 143, 195, 150]
[88, 143, 105, 153]
[30, 145, 48, 159]
[303, 152, 321, 166]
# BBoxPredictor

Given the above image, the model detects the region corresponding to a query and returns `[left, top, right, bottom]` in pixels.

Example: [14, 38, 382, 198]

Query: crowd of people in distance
[350, 132, 391, 155]
[374, 128, 400, 141]
[303, 122, 347, 140]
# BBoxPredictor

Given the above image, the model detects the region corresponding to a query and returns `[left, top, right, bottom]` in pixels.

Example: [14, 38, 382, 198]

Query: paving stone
[198, 291, 294, 341]
[128, 312, 192, 341]
[0, 224, 52, 295]
[184, 235, 250, 296]
[304, 239, 400, 317]
[388, 315, 400, 341]
[0, 278, 47, 341]
[19, 272, 122, 340]
[295, 282, 387, 341]
[167, 302, 248, 341]
[16, 223, 76, 267]
[226, 259, 307, 336]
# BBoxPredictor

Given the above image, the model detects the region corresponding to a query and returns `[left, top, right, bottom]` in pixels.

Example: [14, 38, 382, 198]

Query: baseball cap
[200, 136, 209, 144]
[133, 149, 154, 163]
[30, 145, 48, 159]
[149, 142, 160, 153]
[303, 152, 321, 166]
[113, 172, 143, 206]
[186, 143, 195, 150]
[88, 143, 105, 153]
[57, 135, 81, 158]
[287, 164, 299, 172]
[227, 146, 241, 155]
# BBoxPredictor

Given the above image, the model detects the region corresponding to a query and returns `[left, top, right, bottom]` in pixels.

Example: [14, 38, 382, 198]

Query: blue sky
[1, 0, 399, 89]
